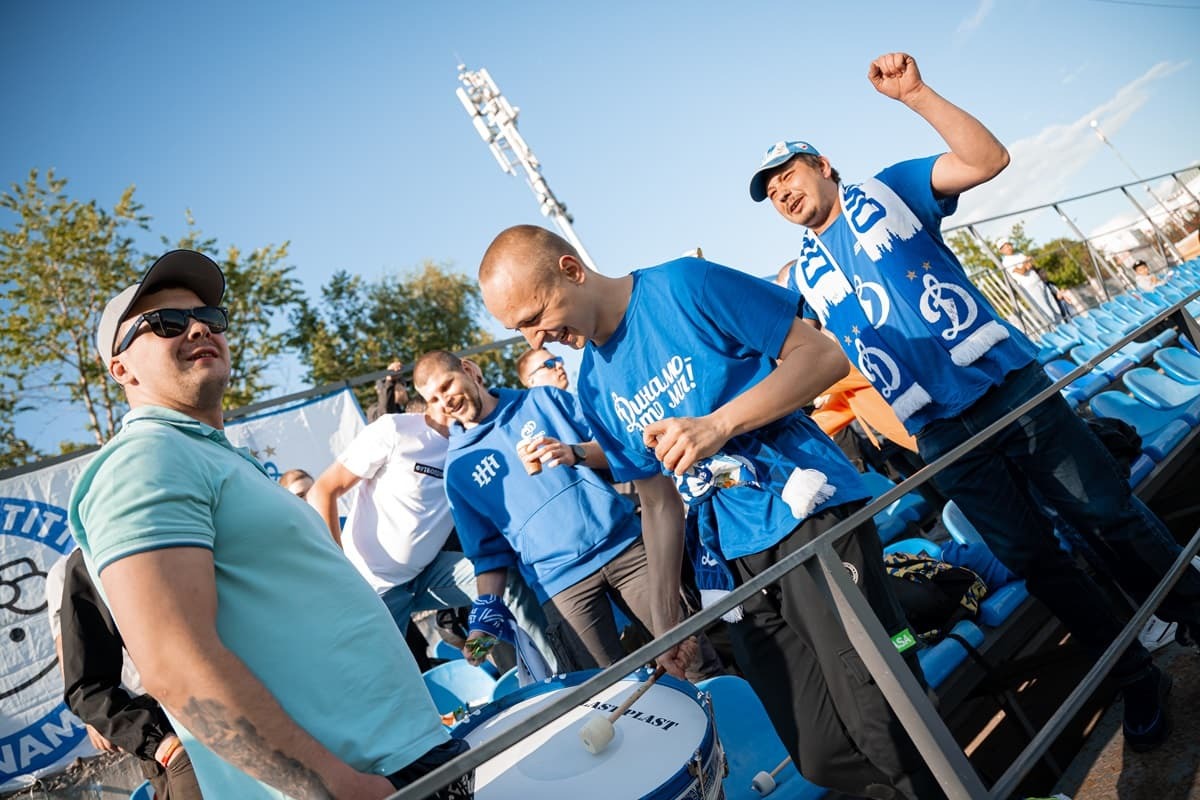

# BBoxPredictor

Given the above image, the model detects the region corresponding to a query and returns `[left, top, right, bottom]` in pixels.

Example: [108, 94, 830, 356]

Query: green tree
[0, 170, 306, 465]
[948, 221, 1089, 288]
[167, 216, 305, 409]
[291, 261, 523, 405]
[0, 395, 39, 470]
[1031, 238, 1089, 289]
[0, 169, 147, 449]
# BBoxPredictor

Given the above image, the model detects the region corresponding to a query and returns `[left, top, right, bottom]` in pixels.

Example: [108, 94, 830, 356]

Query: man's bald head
[479, 225, 580, 292]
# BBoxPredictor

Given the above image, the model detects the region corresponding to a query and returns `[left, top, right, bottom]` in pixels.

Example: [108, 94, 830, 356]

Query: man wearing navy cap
[752, 51, 1200, 752]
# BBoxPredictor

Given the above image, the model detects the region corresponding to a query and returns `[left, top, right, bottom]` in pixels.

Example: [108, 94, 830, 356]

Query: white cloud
[955, 60, 1189, 225]
[956, 0, 996, 38]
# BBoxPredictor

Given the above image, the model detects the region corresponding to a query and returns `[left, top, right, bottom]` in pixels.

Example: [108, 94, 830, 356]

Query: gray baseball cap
[95, 249, 225, 363]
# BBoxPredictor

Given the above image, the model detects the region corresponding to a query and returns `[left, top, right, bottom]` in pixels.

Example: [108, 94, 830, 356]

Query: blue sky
[3, 0, 1198, 452]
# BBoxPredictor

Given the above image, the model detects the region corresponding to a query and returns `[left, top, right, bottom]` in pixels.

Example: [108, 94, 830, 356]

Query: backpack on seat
[884, 551, 987, 642]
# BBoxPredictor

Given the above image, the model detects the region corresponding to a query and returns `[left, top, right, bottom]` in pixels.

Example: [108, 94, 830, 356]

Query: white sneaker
[1139, 616, 1177, 653]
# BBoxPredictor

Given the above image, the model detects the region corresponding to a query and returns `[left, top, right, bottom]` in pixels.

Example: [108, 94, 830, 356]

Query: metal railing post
[1120, 186, 1187, 265]
[1053, 203, 1115, 299]
[813, 542, 990, 799]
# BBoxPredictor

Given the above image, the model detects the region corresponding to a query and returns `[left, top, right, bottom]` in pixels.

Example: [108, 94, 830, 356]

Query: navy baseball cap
[749, 140, 821, 202]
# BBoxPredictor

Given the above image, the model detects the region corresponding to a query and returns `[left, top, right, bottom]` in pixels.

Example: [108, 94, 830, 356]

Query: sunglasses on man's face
[114, 306, 229, 356]
[529, 356, 564, 376]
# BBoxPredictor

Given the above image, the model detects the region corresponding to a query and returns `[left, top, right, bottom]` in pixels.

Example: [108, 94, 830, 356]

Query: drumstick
[579, 666, 667, 754]
[751, 756, 792, 795]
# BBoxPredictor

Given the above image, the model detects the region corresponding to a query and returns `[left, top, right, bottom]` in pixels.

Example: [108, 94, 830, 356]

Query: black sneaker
[1122, 666, 1173, 753]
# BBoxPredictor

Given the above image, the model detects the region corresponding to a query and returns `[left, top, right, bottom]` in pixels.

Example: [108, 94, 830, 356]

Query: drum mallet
[579, 666, 667, 754]
[751, 756, 792, 796]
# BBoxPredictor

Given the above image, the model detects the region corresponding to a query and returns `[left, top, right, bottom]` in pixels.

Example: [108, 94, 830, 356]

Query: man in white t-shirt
[308, 410, 555, 669]
[996, 238, 1064, 324]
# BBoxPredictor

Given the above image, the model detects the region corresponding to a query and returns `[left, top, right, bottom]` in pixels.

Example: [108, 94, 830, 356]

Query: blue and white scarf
[468, 594, 552, 687]
[793, 178, 1010, 423]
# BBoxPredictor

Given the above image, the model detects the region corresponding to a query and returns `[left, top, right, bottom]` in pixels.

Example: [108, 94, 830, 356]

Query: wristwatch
[570, 444, 587, 465]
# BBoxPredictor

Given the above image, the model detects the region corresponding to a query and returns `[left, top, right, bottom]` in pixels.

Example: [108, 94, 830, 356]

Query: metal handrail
[392, 289, 1200, 798]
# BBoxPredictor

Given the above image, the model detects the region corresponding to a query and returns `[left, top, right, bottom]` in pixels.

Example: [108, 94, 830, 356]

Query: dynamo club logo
[0, 498, 87, 786]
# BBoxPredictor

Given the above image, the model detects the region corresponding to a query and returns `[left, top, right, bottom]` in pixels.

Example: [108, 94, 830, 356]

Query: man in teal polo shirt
[69, 250, 472, 799]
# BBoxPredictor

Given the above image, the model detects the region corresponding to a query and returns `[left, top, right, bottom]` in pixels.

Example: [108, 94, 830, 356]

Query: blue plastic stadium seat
[1122, 368, 1200, 424]
[1090, 392, 1191, 462]
[1035, 345, 1062, 365]
[942, 501, 982, 546]
[938, 504, 1030, 626]
[1154, 347, 1200, 385]
[696, 675, 829, 800]
[1182, 337, 1200, 358]
[917, 620, 985, 690]
[422, 660, 498, 717]
[858, 470, 932, 540]
[1118, 339, 1160, 364]
[1129, 453, 1156, 487]
[1042, 359, 1109, 406]
[434, 638, 464, 662]
[884, 537, 942, 558]
[1070, 343, 1136, 382]
[490, 666, 522, 701]
[977, 582, 1029, 627]
[129, 782, 155, 800]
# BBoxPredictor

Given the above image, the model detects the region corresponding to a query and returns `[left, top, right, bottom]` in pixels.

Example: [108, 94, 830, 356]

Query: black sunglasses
[115, 306, 229, 355]
[530, 356, 564, 375]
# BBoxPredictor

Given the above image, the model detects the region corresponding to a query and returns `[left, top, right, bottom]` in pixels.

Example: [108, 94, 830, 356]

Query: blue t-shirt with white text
[577, 258, 869, 560]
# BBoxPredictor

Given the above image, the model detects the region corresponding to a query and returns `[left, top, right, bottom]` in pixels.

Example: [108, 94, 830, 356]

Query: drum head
[454, 671, 712, 799]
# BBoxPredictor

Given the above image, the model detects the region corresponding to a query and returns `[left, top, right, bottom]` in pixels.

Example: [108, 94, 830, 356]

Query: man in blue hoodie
[413, 351, 680, 674]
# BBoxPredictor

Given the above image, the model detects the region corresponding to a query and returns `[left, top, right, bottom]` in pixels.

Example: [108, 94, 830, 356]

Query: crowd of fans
[43, 50, 1200, 800]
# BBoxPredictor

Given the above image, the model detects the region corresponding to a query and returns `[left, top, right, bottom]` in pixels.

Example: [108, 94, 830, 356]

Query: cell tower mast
[455, 65, 598, 271]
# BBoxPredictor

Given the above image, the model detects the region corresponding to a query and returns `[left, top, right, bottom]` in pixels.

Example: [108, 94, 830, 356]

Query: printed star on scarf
[906, 270, 917, 280]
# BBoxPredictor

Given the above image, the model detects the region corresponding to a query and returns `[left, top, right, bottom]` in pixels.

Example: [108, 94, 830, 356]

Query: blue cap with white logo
[749, 140, 821, 202]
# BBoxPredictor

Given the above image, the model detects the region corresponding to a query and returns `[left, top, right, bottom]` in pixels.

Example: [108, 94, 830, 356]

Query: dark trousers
[141, 750, 203, 800]
[917, 362, 1200, 681]
[387, 739, 473, 798]
[728, 505, 943, 800]
[542, 538, 724, 681]
[542, 538, 657, 671]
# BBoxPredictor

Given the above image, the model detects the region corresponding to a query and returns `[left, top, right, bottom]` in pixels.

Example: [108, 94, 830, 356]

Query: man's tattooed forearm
[180, 697, 334, 799]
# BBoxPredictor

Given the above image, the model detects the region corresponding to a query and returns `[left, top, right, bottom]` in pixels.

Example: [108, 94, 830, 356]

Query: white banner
[0, 387, 364, 789]
[0, 452, 97, 790]
[225, 387, 366, 514]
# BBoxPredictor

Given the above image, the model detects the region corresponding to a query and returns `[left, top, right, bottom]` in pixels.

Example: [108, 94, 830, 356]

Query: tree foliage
[0, 170, 303, 465]
[291, 261, 523, 402]
[0, 169, 147, 454]
[947, 221, 1087, 288]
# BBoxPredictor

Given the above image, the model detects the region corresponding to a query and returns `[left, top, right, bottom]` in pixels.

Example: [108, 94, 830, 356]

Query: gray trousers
[543, 538, 725, 681]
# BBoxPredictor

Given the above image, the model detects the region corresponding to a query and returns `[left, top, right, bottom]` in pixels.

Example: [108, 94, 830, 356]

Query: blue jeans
[917, 362, 1200, 681]
[380, 550, 558, 673]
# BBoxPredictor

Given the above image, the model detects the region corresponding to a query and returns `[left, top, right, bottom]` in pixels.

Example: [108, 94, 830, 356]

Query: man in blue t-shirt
[412, 350, 668, 674]
[751, 51, 1200, 752]
[474, 226, 943, 800]
[70, 250, 470, 799]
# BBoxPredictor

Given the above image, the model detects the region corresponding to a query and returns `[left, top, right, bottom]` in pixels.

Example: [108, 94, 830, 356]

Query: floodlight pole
[456, 65, 598, 271]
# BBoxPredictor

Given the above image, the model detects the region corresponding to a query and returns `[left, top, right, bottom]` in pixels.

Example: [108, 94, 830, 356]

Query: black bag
[885, 552, 987, 642]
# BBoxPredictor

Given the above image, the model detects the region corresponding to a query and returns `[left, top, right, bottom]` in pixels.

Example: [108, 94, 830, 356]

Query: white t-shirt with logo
[339, 413, 454, 592]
